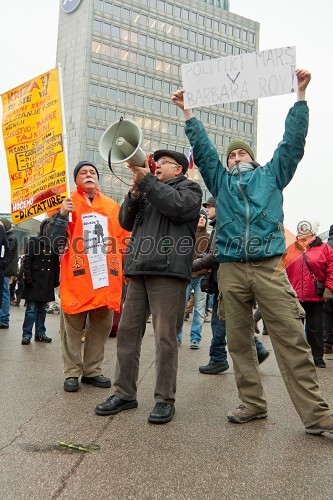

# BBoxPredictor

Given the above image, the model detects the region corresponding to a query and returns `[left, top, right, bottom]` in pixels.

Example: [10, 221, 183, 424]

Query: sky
[0, 0, 332, 235]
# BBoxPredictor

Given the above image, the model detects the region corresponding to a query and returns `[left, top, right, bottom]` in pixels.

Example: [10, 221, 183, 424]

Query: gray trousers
[61, 307, 113, 378]
[113, 275, 187, 404]
[219, 257, 331, 427]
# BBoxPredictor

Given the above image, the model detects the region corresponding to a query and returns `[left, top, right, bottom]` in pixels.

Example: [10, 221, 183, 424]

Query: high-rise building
[57, 0, 259, 203]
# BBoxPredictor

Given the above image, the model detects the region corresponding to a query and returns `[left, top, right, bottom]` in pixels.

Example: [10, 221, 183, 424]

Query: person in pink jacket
[284, 220, 333, 367]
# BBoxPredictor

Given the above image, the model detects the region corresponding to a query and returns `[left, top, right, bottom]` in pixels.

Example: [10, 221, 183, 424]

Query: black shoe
[21, 337, 31, 345]
[258, 351, 270, 364]
[64, 377, 79, 392]
[95, 395, 138, 416]
[315, 359, 326, 368]
[148, 402, 175, 424]
[199, 360, 229, 374]
[0, 324, 9, 329]
[35, 335, 52, 343]
[81, 375, 111, 388]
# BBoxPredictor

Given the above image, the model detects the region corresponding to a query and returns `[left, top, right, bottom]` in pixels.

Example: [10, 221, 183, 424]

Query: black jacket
[119, 173, 202, 282]
[4, 230, 18, 277]
[0, 226, 10, 307]
[22, 237, 60, 302]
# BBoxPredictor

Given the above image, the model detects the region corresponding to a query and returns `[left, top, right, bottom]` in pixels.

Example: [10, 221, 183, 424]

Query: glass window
[156, 59, 163, 71]
[198, 14, 205, 26]
[146, 56, 154, 69]
[127, 92, 135, 105]
[123, 8, 130, 20]
[85, 149, 95, 162]
[94, 0, 103, 10]
[87, 127, 95, 140]
[138, 54, 146, 66]
[128, 72, 136, 84]
[104, 2, 112, 14]
[220, 41, 226, 52]
[167, 2, 173, 14]
[189, 49, 196, 61]
[99, 86, 107, 98]
[97, 107, 106, 120]
[197, 33, 204, 45]
[190, 11, 197, 23]
[206, 17, 213, 29]
[213, 20, 219, 31]
[103, 22, 111, 35]
[153, 99, 161, 111]
[182, 28, 189, 39]
[156, 39, 164, 51]
[213, 38, 219, 50]
[107, 108, 116, 122]
[175, 6, 181, 17]
[153, 120, 160, 132]
[181, 47, 188, 58]
[197, 52, 204, 61]
[202, 111, 209, 124]
[90, 83, 98, 96]
[113, 4, 121, 17]
[210, 114, 217, 125]
[110, 66, 118, 79]
[228, 25, 234, 36]
[137, 74, 145, 86]
[162, 81, 170, 93]
[205, 36, 212, 48]
[136, 95, 144, 107]
[234, 27, 241, 38]
[155, 79, 162, 91]
[140, 34, 147, 46]
[148, 36, 155, 48]
[225, 117, 231, 128]
[91, 61, 99, 74]
[183, 8, 189, 20]
[140, 14, 148, 26]
[109, 45, 118, 57]
[165, 41, 172, 53]
[232, 119, 238, 129]
[246, 122, 253, 134]
[190, 30, 196, 42]
[146, 77, 154, 89]
[119, 69, 126, 82]
[88, 105, 97, 118]
[239, 121, 245, 132]
[173, 44, 180, 56]
[162, 101, 169, 113]
[169, 123, 177, 135]
[100, 64, 108, 77]
[249, 32, 255, 44]
[109, 88, 117, 100]
[145, 97, 153, 109]
[247, 103, 253, 114]
[158, 0, 165, 11]
[112, 25, 120, 38]
[227, 44, 233, 54]
[122, 28, 129, 41]
[234, 46, 241, 55]
[118, 90, 126, 102]
[93, 19, 102, 31]
[243, 30, 248, 41]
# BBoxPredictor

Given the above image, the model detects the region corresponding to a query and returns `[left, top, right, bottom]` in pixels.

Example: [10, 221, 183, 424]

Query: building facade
[57, 0, 259, 203]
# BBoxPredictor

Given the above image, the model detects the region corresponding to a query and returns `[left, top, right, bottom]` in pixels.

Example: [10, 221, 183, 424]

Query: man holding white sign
[46, 161, 128, 393]
[172, 69, 333, 435]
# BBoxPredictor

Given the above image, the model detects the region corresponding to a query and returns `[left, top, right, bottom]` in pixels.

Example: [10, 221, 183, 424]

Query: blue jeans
[178, 276, 206, 343]
[209, 292, 228, 364]
[22, 301, 47, 339]
[0, 277, 10, 326]
[209, 292, 267, 363]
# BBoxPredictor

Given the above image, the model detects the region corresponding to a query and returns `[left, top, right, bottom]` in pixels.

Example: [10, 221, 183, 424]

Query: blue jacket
[185, 101, 309, 262]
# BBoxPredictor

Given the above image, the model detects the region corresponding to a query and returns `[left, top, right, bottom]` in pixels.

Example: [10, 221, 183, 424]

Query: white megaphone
[99, 118, 147, 167]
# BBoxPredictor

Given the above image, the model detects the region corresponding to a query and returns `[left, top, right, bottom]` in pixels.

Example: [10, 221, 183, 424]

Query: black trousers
[322, 301, 333, 346]
[301, 301, 323, 362]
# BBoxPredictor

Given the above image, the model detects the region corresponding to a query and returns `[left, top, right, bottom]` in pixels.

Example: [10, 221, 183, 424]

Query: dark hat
[0, 217, 11, 232]
[226, 139, 255, 161]
[200, 209, 208, 219]
[73, 161, 99, 181]
[329, 224, 333, 236]
[153, 150, 189, 174]
[203, 197, 216, 208]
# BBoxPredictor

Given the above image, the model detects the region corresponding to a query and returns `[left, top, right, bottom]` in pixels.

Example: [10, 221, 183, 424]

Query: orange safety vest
[60, 189, 129, 314]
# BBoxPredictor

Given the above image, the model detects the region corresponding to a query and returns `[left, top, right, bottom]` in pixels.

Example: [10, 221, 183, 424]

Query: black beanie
[73, 161, 99, 181]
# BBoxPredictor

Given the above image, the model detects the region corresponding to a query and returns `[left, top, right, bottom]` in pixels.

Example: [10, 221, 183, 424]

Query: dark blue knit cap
[73, 161, 99, 181]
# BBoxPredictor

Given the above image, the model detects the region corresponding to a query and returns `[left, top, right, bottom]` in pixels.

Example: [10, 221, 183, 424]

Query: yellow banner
[1, 68, 68, 223]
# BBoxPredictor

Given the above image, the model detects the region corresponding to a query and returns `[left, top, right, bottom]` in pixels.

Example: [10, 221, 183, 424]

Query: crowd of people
[1, 68, 333, 435]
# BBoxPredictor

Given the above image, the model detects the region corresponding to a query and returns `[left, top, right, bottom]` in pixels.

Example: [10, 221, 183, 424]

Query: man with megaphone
[95, 149, 202, 424]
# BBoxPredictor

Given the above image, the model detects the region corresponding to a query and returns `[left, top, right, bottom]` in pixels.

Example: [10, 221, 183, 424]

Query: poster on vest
[1, 67, 69, 223]
[181, 46, 296, 109]
[82, 213, 109, 290]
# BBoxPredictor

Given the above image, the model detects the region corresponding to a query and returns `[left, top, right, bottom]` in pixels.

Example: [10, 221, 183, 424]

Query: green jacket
[185, 101, 309, 262]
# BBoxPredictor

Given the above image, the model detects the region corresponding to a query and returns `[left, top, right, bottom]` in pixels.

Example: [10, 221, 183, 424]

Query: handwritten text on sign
[182, 46, 296, 109]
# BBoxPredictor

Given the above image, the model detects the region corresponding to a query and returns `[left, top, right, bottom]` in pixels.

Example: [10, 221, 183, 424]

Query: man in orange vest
[46, 161, 128, 392]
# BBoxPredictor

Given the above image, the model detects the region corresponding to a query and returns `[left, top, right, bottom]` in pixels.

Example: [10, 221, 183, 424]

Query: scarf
[229, 161, 256, 176]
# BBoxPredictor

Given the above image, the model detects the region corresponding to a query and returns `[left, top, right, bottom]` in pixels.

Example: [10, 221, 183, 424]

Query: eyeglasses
[155, 159, 179, 168]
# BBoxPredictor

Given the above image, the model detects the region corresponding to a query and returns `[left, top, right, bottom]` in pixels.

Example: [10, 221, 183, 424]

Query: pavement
[1, 306, 333, 500]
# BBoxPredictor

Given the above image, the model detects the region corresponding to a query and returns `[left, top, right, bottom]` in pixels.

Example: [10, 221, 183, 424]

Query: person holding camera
[284, 220, 333, 368]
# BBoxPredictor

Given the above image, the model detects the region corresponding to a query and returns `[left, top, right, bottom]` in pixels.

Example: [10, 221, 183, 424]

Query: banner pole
[57, 63, 72, 221]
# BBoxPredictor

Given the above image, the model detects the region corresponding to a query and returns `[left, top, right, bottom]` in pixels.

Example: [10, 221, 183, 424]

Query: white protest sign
[82, 213, 109, 290]
[182, 46, 296, 109]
